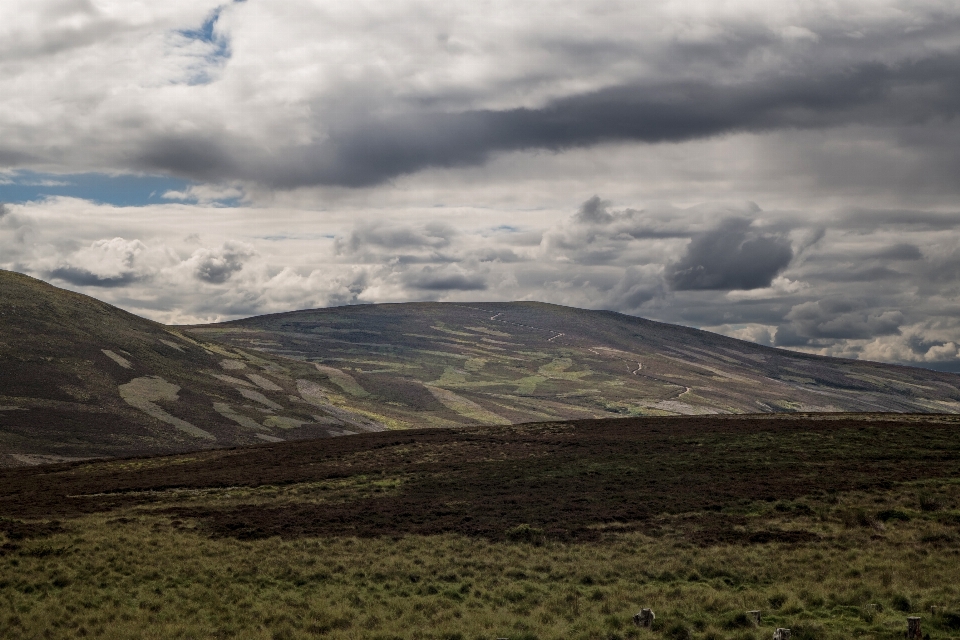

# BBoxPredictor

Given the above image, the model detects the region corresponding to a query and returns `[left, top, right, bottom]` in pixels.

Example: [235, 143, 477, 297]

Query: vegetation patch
[423, 385, 512, 425]
[118, 377, 215, 440]
[313, 364, 369, 398]
[100, 349, 132, 369]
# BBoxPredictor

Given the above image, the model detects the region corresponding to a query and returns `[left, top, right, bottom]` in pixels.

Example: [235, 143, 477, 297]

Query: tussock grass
[4, 415, 960, 638]
[3, 480, 960, 639]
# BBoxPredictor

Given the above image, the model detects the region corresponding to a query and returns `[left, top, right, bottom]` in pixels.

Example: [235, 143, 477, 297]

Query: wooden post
[908, 617, 921, 639]
[773, 628, 791, 640]
[633, 609, 655, 629]
[748, 611, 761, 627]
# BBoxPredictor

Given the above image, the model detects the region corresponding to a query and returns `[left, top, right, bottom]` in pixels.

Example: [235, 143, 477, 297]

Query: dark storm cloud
[403, 267, 486, 291]
[574, 196, 615, 224]
[337, 222, 456, 254]
[606, 266, 664, 310]
[872, 243, 923, 261]
[804, 266, 906, 283]
[191, 242, 255, 284]
[48, 266, 141, 288]
[134, 136, 237, 179]
[666, 218, 793, 291]
[0, 147, 39, 167]
[840, 209, 960, 231]
[131, 52, 960, 188]
[922, 254, 960, 285]
[774, 299, 904, 346]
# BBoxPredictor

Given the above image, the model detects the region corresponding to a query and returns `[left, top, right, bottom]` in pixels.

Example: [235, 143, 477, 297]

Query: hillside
[4, 269, 960, 465]
[189, 301, 960, 426]
[0, 270, 379, 466]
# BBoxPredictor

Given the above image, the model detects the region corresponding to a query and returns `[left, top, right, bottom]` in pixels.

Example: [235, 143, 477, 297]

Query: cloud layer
[1, 1, 959, 199]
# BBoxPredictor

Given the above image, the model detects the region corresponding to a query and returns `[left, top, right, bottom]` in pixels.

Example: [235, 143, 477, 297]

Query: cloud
[402, 265, 487, 292]
[1, 0, 959, 200]
[174, 4, 233, 85]
[49, 237, 149, 287]
[604, 265, 664, 311]
[188, 240, 255, 284]
[667, 218, 793, 291]
[475, 247, 524, 263]
[162, 183, 244, 204]
[775, 299, 904, 346]
[872, 243, 923, 261]
[337, 221, 457, 254]
[725, 276, 809, 301]
[123, 51, 960, 189]
[574, 196, 615, 224]
[704, 323, 776, 347]
[795, 227, 826, 255]
[839, 209, 960, 231]
[48, 265, 141, 288]
[834, 266, 907, 282]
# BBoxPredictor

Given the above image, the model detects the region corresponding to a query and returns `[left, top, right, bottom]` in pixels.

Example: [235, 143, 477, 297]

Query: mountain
[3, 269, 960, 466]
[190, 301, 960, 425]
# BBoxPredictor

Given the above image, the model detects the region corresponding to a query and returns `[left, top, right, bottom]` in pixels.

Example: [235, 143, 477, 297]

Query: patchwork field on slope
[1, 414, 960, 639]
[0, 271, 388, 466]
[190, 302, 960, 429]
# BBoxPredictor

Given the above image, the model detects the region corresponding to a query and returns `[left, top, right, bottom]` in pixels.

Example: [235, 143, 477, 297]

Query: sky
[2, 0, 960, 371]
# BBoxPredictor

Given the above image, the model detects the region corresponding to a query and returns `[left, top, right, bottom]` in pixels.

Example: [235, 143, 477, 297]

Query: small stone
[633, 608, 655, 628]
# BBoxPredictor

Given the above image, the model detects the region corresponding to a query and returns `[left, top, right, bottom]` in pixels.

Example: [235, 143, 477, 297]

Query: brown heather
[1, 415, 960, 639]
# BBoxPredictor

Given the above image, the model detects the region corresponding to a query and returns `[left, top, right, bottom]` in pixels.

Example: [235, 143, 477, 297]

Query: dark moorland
[1, 414, 960, 638]
[3, 414, 960, 541]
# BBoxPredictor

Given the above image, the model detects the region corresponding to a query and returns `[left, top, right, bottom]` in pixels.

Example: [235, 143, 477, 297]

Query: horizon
[14, 266, 960, 374]
[3, 1, 960, 372]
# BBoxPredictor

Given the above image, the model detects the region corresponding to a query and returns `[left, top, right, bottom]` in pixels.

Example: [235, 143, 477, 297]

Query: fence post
[748, 611, 761, 627]
[908, 616, 921, 639]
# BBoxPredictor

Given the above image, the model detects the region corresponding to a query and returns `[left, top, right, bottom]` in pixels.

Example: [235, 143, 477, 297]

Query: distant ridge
[2, 269, 960, 466]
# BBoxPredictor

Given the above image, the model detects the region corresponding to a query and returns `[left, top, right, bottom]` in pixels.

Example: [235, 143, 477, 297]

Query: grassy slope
[191, 301, 960, 428]
[0, 271, 400, 464]
[1, 414, 960, 639]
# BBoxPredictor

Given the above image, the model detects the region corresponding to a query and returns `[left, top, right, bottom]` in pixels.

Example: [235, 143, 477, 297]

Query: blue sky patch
[0, 171, 196, 207]
[176, 4, 234, 85]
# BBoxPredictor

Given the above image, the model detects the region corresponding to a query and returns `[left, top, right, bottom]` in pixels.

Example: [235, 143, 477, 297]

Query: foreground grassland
[1, 415, 960, 639]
